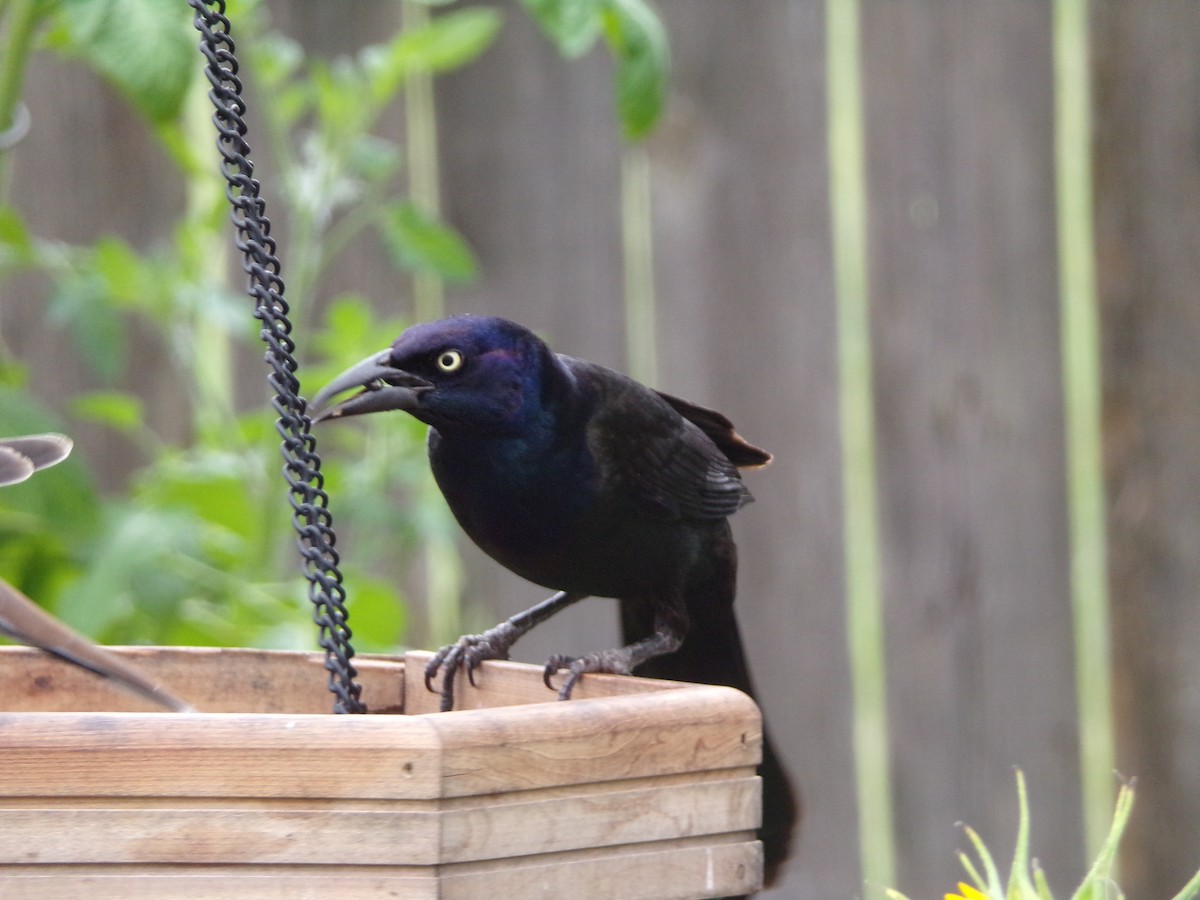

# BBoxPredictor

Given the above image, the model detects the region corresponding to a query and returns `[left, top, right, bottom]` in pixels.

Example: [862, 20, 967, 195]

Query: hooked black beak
[309, 350, 432, 423]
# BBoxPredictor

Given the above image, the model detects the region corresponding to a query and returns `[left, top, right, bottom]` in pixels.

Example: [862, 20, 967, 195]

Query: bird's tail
[620, 533, 799, 888]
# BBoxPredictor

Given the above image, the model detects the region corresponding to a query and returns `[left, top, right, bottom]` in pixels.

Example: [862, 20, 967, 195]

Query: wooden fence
[5, 2, 1198, 898]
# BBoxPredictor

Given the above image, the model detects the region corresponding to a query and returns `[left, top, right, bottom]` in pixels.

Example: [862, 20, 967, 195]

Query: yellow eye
[436, 349, 465, 373]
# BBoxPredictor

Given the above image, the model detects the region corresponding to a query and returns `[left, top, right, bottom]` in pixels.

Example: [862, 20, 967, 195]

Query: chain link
[189, 0, 365, 714]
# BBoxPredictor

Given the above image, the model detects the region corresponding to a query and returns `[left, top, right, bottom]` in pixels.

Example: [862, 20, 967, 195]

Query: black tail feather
[620, 541, 799, 889]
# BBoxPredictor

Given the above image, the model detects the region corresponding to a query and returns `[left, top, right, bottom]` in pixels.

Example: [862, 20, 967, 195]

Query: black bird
[0, 434, 190, 712]
[312, 315, 797, 884]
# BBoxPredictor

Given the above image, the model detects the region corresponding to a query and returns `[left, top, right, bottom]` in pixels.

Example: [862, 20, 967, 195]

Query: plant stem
[0, 0, 41, 175]
[827, 0, 896, 889]
[402, 0, 444, 323]
[400, 0, 460, 645]
[621, 142, 657, 387]
[1053, 0, 1115, 863]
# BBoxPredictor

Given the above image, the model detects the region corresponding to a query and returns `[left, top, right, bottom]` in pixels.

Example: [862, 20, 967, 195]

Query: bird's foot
[424, 621, 521, 712]
[543, 649, 635, 701]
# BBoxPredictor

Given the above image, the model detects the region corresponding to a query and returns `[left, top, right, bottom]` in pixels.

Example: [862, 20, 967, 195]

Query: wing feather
[567, 358, 762, 521]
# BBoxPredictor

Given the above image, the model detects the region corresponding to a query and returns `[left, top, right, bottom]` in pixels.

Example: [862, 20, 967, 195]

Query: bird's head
[311, 316, 561, 434]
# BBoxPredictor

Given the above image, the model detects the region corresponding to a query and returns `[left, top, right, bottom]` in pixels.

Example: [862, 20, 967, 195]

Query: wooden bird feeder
[0, 646, 764, 898]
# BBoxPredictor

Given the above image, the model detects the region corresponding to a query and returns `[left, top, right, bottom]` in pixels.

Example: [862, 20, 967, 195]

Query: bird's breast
[428, 431, 696, 597]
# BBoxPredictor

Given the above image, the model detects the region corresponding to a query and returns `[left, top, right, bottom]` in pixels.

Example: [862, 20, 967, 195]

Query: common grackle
[0, 433, 190, 712]
[312, 315, 797, 884]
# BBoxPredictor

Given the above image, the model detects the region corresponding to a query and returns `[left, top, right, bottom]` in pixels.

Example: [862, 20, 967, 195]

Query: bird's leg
[544, 602, 689, 700]
[424, 590, 589, 711]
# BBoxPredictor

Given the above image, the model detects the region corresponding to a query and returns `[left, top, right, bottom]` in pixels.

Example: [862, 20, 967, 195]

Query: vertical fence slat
[436, 4, 626, 663]
[1093, 3, 1200, 896]
[861, 3, 1083, 895]
[648, 3, 853, 895]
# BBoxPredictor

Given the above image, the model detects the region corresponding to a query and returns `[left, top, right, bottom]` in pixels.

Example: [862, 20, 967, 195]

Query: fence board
[3, 58, 189, 489]
[647, 4, 853, 897]
[434, 1, 627, 663]
[1093, 3, 1200, 897]
[861, 3, 1083, 895]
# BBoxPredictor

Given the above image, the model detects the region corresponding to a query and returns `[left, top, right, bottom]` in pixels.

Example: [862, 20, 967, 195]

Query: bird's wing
[571, 359, 754, 521]
[0, 434, 73, 487]
[0, 446, 35, 487]
[0, 579, 191, 712]
[653, 392, 772, 469]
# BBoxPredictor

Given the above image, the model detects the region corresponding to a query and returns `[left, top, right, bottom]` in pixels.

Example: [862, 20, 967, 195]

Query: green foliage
[886, 770, 1200, 900]
[382, 201, 479, 283]
[46, 0, 196, 123]
[0, 0, 669, 657]
[518, 0, 603, 57]
[518, 0, 669, 139]
[601, 0, 669, 140]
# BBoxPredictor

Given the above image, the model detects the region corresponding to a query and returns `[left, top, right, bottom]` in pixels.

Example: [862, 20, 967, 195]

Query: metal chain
[188, 0, 365, 714]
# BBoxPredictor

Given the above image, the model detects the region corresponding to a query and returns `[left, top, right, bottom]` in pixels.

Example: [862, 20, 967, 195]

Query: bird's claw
[543, 650, 634, 701]
[424, 623, 518, 712]
[542, 654, 576, 693]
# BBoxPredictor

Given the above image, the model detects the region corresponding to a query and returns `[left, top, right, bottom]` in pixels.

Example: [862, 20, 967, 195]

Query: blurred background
[1, 1, 1197, 897]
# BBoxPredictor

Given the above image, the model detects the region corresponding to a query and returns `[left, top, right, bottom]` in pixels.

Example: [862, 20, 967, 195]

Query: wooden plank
[0, 775, 758, 866]
[0, 644, 680, 715]
[0, 646, 764, 892]
[1091, 3, 1200, 896]
[439, 837, 762, 900]
[0, 711, 444, 800]
[0, 649, 757, 801]
[0, 865, 440, 900]
[402, 649, 684, 715]
[436, 774, 760, 864]
[0, 646, 405, 714]
[426, 685, 762, 798]
[0, 838, 761, 900]
[860, 2, 1082, 894]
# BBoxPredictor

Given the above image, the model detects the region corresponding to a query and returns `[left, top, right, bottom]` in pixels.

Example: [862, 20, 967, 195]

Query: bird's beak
[309, 350, 433, 423]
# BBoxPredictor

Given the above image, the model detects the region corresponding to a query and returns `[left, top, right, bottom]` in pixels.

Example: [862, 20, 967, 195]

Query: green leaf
[362, 6, 503, 105]
[393, 7, 503, 72]
[518, 0, 603, 57]
[1071, 781, 1135, 900]
[137, 458, 263, 549]
[1033, 865, 1055, 900]
[53, 505, 199, 637]
[92, 236, 148, 307]
[1008, 770, 1039, 899]
[313, 58, 371, 136]
[1171, 865, 1200, 900]
[601, 0, 669, 140]
[380, 202, 478, 283]
[347, 134, 404, 186]
[70, 391, 144, 435]
[48, 274, 127, 383]
[0, 206, 33, 263]
[340, 575, 407, 653]
[50, 0, 196, 123]
[962, 824, 1004, 898]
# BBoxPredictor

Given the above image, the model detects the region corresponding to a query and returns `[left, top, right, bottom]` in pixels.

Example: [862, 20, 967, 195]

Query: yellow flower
[945, 884, 989, 900]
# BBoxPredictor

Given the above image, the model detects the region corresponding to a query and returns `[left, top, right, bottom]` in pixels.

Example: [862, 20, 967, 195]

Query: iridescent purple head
[311, 316, 563, 434]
